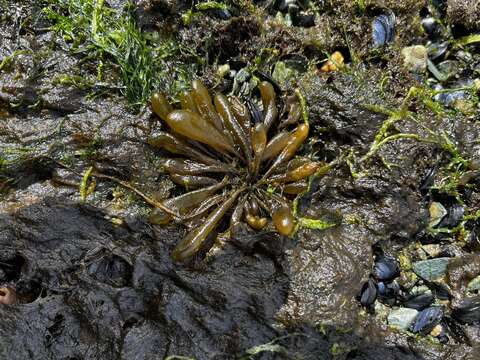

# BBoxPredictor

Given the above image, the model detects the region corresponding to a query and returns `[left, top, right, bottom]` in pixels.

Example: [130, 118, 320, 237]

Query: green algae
[42, 0, 195, 111]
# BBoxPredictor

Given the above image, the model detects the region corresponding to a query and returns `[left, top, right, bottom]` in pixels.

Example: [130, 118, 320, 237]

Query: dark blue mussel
[433, 81, 469, 106]
[437, 203, 464, 228]
[357, 277, 377, 310]
[373, 255, 400, 281]
[411, 306, 443, 335]
[207, 9, 232, 20]
[377, 281, 400, 297]
[436, 325, 449, 344]
[465, 223, 480, 252]
[377, 281, 400, 306]
[246, 98, 264, 124]
[427, 41, 448, 60]
[421, 17, 437, 35]
[372, 12, 395, 47]
[404, 292, 434, 311]
[430, 281, 451, 300]
[421, 16, 446, 40]
[451, 296, 480, 324]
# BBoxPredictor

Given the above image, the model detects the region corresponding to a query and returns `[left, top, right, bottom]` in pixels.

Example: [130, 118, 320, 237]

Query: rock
[451, 296, 480, 324]
[413, 258, 450, 281]
[401, 45, 428, 73]
[388, 307, 419, 330]
[467, 275, 480, 292]
[420, 244, 442, 258]
[428, 202, 447, 228]
[447, 0, 480, 31]
[446, 255, 480, 293]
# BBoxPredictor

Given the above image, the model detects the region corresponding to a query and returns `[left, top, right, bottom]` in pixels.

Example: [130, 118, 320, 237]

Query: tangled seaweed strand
[149, 80, 317, 262]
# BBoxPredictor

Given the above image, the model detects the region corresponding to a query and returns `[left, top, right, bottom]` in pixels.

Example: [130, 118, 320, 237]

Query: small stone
[409, 285, 431, 296]
[421, 244, 442, 258]
[429, 202, 447, 228]
[401, 45, 428, 73]
[413, 258, 450, 281]
[467, 275, 480, 292]
[388, 307, 419, 330]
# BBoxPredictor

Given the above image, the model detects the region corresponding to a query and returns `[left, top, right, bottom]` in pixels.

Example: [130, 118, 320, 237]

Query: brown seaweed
[149, 80, 313, 262]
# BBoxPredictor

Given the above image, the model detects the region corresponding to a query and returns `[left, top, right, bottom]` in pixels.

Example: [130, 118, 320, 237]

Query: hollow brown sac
[0, 286, 17, 305]
[149, 80, 314, 262]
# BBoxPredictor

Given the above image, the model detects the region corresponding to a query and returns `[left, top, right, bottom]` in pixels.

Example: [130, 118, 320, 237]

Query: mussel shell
[426, 41, 448, 60]
[434, 90, 467, 106]
[372, 12, 395, 47]
[436, 327, 449, 343]
[411, 306, 443, 335]
[206, 9, 231, 20]
[373, 255, 400, 281]
[437, 60, 459, 79]
[430, 281, 451, 300]
[403, 292, 434, 311]
[421, 16, 446, 40]
[437, 203, 464, 228]
[431, 0, 447, 14]
[465, 224, 480, 252]
[378, 281, 400, 294]
[245, 98, 264, 124]
[253, 70, 283, 94]
[357, 278, 377, 308]
[291, 12, 315, 28]
[416, 228, 452, 244]
[377, 281, 400, 306]
[275, 0, 296, 12]
[451, 296, 480, 324]
[428, 59, 463, 83]
[419, 165, 437, 194]
[421, 17, 437, 35]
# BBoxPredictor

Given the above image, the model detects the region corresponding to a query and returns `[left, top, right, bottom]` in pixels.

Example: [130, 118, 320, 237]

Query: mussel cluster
[148, 80, 316, 262]
[357, 253, 448, 341]
[358, 241, 480, 342]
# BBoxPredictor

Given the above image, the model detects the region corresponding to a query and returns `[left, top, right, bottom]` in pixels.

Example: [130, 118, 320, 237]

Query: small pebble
[429, 202, 447, 228]
[388, 307, 419, 330]
[467, 275, 480, 292]
[413, 258, 450, 281]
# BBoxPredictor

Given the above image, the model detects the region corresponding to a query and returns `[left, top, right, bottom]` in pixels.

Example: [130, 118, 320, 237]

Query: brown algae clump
[149, 80, 316, 262]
